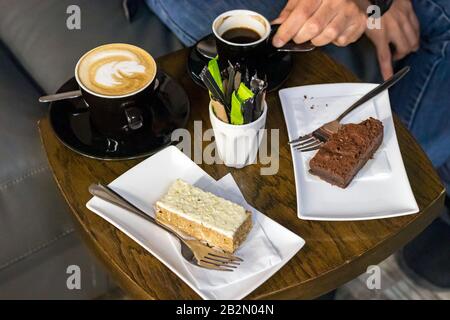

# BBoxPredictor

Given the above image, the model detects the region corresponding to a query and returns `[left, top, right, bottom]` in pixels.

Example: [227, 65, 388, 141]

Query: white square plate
[86, 146, 305, 299]
[279, 83, 418, 221]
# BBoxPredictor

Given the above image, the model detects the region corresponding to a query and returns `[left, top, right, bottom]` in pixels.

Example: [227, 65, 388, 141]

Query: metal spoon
[39, 90, 82, 103]
[250, 73, 265, 93]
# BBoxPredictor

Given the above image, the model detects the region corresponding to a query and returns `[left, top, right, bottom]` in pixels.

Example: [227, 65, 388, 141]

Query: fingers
[271, 10, 290, 25]
[271, 15, 287, 25]
[392, 7, 419, 54]
[292, 2, 338, 44]
[272, 0, 321, 47]
[387, 0, 420, 59]
[274, 0, 366, 47]
[311, 10, 365, 47]
[333, 21, 365, 47]
[272, 0, 298, 24]
[400, 18, 419, 52]
[403, 0, 420, 38]
[364, 0, 419, 79]
[389, 22, 411, 60]
[409, 10, 420, 38]
[339, 12, 367, 46]
[365, 27, 393, 80]
[407, 8, 420, 50]
[376, 40, 393, 80]
[279, 0, 298, 17]
[274, 0, 386, 48]
[309, 12, 345, 46]
[310, 3, 366, 47]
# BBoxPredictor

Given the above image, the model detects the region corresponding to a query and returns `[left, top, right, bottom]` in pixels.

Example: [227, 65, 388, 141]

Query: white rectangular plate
[279, 83, 418, 221]
[86, 146, 305, 300]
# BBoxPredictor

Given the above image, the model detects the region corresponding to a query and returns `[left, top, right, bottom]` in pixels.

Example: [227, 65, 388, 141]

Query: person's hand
[272, 0, 367, 47]
[365, 0, 420, 80]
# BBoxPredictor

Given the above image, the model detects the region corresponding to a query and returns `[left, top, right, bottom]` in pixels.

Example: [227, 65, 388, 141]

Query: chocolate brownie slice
[309, 117, 384, 188]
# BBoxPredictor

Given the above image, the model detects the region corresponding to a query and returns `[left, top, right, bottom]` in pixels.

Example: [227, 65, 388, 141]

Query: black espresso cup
[212, 10, 314, 74]
[74, 43, 158, 138]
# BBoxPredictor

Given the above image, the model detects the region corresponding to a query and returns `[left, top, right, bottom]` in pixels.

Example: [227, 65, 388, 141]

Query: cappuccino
[76, 43, 156, 96]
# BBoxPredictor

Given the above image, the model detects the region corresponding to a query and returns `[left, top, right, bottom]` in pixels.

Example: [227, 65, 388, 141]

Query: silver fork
[88, 183, 242, 271]
[289, 66, 410, 152]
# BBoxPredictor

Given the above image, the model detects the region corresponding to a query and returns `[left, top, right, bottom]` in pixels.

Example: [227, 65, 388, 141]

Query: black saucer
[187, 34, 293, 92]
[49, 72, 190, 160]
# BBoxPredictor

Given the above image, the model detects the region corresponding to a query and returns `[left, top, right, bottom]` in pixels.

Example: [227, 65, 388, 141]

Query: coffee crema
[76, 43, 156, 96]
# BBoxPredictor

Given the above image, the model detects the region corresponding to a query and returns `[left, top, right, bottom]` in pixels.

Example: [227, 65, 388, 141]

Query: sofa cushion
[0, 44, 48, 185]
[0, 43, 75, 269]
[0, 232, 111, 299]
[0, 0, 182, 94]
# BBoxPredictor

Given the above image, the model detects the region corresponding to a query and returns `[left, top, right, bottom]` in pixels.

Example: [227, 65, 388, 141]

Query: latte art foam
[77, 44, 156, 96]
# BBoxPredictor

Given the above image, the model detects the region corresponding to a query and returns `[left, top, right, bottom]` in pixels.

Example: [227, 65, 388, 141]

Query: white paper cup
[209, 101, 267, 168]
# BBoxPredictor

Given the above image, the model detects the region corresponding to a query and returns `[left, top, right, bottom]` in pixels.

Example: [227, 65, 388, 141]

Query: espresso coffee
[76, 43, 156, 96]
[221, 27, 261, 44]
[213, 10, 271, 76]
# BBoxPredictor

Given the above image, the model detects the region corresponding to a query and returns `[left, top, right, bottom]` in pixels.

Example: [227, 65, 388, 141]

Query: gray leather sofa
[0, 0, 181, 299]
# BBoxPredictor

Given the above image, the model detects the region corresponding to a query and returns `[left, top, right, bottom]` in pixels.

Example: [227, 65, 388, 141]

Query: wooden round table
[39, 48, 446, 299]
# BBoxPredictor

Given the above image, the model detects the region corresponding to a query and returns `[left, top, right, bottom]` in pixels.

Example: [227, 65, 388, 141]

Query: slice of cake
[309, 117, 384, 188]
[155, 179, 252, 253]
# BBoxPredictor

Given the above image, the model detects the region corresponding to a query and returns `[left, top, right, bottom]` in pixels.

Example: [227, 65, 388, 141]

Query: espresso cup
[74, 43, 158, 138]
[212, 10, 314, 74]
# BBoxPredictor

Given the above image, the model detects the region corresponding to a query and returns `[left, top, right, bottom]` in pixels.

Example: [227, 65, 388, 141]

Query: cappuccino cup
[75, 43, 158, 137]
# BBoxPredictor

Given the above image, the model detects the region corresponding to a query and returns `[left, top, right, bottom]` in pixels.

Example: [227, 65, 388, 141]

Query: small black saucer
[49, 72, 190, 160]
[187, 34, 293, 92]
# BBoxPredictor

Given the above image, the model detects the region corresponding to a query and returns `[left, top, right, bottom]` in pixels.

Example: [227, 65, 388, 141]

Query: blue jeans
[146, 0, 450, 195]
[391, 0, 450, 172]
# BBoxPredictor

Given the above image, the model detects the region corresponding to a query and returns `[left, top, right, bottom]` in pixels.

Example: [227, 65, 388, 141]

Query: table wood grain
[39, 48, 445, 299]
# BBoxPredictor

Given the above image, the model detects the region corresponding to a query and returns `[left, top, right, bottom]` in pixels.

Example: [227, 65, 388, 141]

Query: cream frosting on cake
[155, 179, 249, 238]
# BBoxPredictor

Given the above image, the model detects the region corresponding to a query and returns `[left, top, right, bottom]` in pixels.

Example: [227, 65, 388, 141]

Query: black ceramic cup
[74, 45, 158, 138]
[212, 10, 314, 74]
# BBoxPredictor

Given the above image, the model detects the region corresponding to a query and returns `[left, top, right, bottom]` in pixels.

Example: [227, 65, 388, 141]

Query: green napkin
[236, 82, 253, 101]
[230, 92, 244, 125]
[207, 57, 223, 92]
